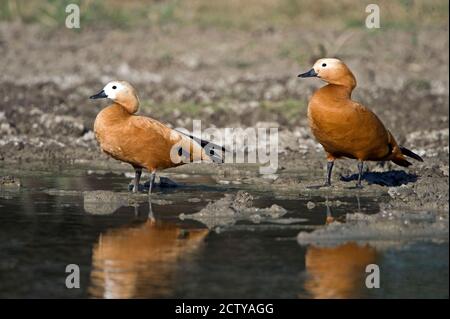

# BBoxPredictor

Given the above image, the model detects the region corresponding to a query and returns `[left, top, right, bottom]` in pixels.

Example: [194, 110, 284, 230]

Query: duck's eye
[322, 63, 327, 67]
[112, 85, 117, 89]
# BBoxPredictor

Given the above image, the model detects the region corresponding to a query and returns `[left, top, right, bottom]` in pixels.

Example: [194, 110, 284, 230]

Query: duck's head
[90, 81, 140, 114]
[298, 58, 356, 89]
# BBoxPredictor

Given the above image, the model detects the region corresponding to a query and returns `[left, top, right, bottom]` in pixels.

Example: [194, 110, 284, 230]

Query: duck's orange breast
[94, 105, 127, 161]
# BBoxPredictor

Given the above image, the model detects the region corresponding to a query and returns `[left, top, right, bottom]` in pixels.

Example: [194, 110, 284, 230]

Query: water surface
[0, 168, 448, 298]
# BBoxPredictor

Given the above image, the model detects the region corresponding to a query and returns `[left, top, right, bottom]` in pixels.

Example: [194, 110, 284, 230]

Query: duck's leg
[325, 160, 334, 186]
[133, 167, 142, 193]
[356, 161, 364, 188]
[148, 170, 156, 195]
[307, 159, 335, 189]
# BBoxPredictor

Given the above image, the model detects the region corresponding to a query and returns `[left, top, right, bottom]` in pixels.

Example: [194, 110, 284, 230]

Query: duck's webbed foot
[128, 183, 146, 192]
[307, 182, 331, 189]
[340, 161, 365, 188]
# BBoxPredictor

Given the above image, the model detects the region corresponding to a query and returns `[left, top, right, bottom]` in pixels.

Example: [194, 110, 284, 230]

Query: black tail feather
[400, 146, 424, 162]
[176, 130, 226, 164]
[393, 157, 412, 167]
[202, 141, 226, 164]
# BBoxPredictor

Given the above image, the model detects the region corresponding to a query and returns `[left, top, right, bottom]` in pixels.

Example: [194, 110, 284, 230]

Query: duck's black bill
[89, 90, 107, 99]
[298, 69, 318, 78]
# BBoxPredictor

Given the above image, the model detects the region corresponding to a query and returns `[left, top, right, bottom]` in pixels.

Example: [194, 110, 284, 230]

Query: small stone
[306, 201, 316, 209]
[0, 176, 21, 188]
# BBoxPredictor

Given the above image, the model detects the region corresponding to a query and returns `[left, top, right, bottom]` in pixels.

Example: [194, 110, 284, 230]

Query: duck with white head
[90, 81, 224, 194]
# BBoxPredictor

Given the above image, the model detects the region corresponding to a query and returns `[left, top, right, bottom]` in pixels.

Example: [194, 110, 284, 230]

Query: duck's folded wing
[130, 116, 173, 138]
[130, 116, 213, 163]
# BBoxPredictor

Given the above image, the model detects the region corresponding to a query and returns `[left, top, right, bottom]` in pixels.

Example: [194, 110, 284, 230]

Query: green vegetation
[0, 0, 180, 28]
[278, 44, 309, 64]
[139, 98, 307, 126]
[0, 0, 447, 30]
[140, 100, 214, 118]
[261, 99, 307, 124]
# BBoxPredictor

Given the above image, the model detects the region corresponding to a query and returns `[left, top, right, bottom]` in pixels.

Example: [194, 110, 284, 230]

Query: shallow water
[0, 168, 448, 298]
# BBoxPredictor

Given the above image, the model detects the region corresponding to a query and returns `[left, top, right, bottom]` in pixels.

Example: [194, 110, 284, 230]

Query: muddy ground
[0, 21, 448, 217]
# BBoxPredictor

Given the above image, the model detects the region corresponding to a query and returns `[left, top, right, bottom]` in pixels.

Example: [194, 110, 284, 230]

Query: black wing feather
[400, 146, 424, 162]
[176, 130, 226, 163]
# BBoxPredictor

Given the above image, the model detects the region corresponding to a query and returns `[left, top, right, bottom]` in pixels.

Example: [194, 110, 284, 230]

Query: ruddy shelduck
[90, 81, 224, 194]
[298, 58, 423, 187]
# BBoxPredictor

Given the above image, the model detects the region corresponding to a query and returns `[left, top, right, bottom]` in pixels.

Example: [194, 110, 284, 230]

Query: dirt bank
[0, 24, 448, 212]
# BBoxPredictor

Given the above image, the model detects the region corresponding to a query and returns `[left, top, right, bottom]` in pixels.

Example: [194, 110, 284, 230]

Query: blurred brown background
[0, 0, 448, 164]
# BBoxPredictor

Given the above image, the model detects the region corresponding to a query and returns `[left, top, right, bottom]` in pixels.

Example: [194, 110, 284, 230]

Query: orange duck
[90, 81, 224, 194]
[298, 58, 423, 187]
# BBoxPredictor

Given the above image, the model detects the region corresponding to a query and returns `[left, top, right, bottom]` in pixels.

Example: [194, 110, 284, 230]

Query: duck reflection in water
[88, 201, 208, 298]
[303, 200, 378, 299]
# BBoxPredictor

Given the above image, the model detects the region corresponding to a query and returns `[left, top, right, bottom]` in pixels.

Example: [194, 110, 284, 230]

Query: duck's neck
[105, 103, 132, 120]
[319, 83, 354, 100]
[116, 96, 139, 114]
